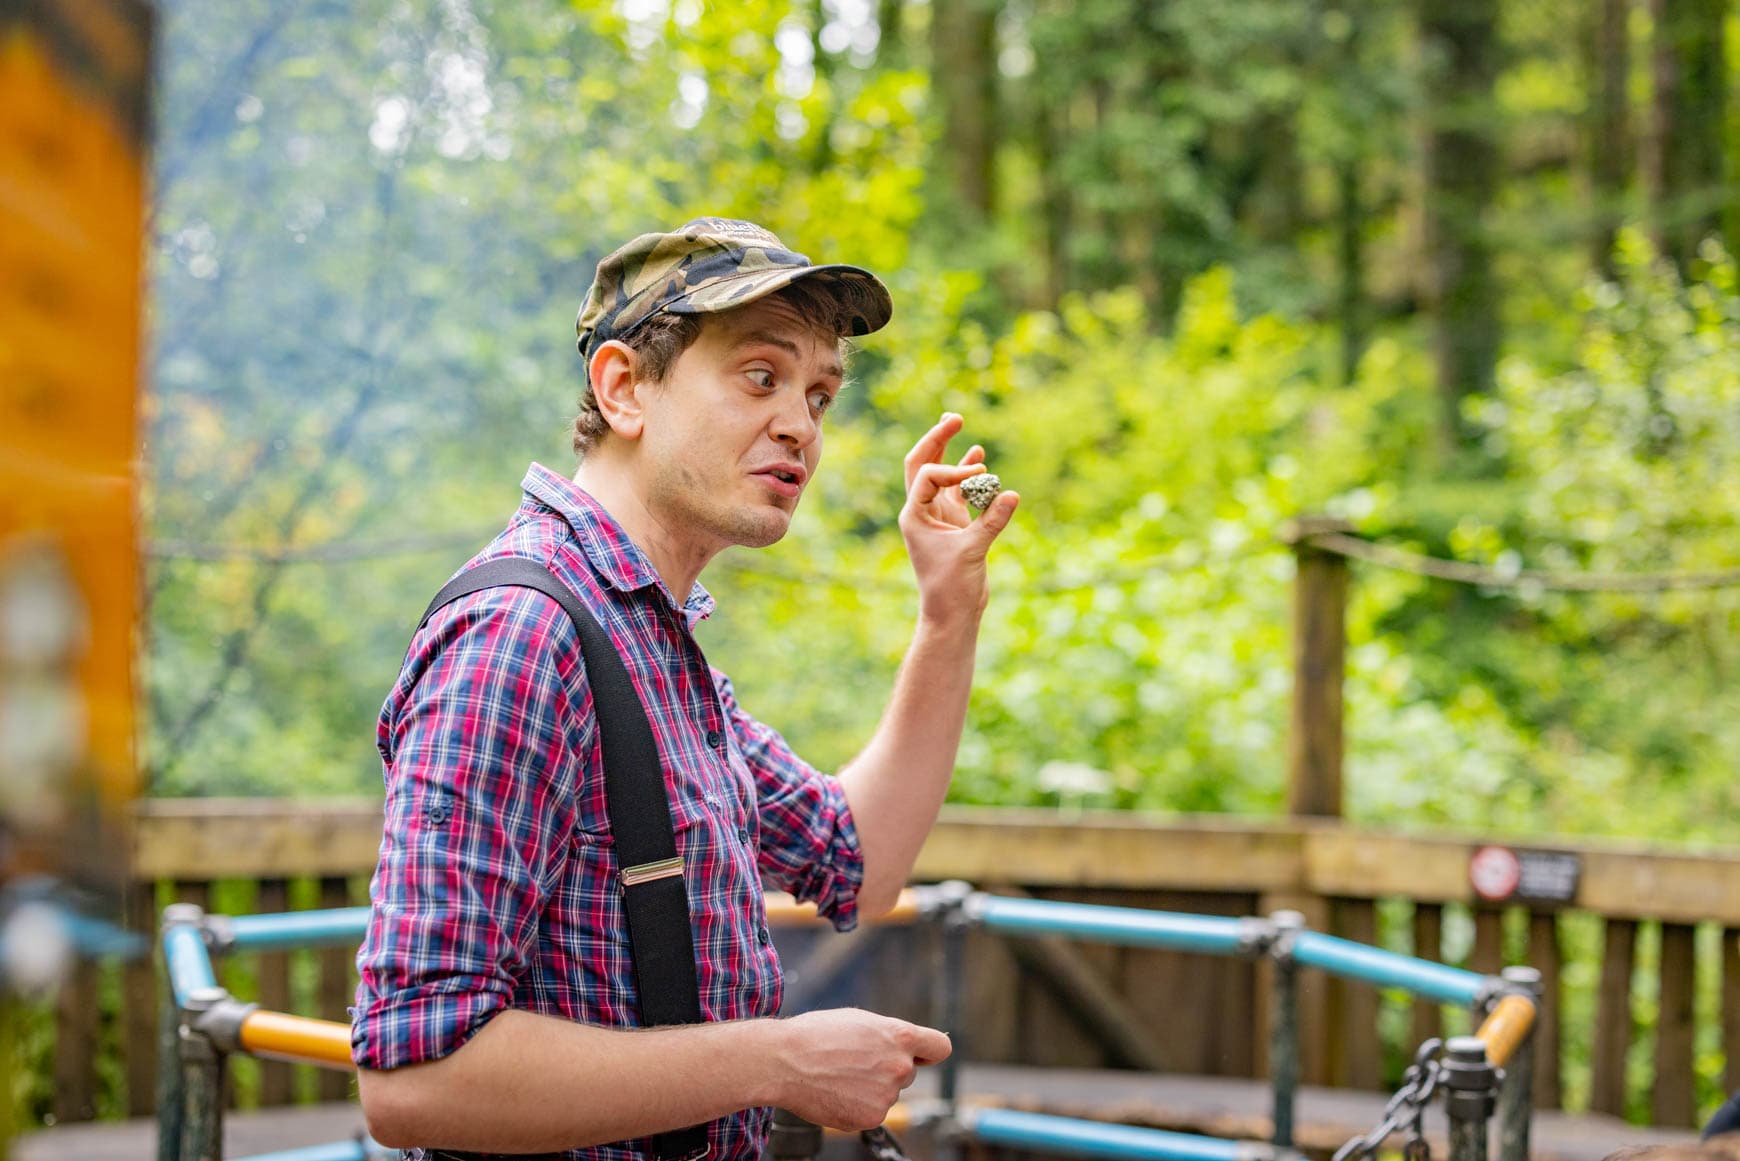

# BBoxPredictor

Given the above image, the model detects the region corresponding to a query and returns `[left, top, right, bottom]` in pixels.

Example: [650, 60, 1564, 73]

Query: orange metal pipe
[230, 890, 921, 1070]
[1474, 993, 1537, 1069]
[766, 887, 920, 928]
[239, 1009, 357, 1071]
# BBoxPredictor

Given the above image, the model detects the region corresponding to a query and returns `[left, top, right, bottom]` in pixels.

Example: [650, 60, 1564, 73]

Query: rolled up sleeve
[713, 670, 864, 933]
[353, 588, 588, 1070]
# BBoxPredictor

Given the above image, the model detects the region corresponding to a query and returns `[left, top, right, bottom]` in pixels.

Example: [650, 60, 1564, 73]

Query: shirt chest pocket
[570, 774, 718, 856]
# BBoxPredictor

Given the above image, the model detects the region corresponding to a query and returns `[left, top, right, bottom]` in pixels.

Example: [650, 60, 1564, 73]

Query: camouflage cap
[575, 217, 893, 360]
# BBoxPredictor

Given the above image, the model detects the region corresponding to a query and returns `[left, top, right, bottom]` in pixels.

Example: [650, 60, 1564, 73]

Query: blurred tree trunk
[1586, 0, 1632, 278]
[1337, 158, 1365, 385]
[877, 0, 905, 68]
[1419, 0, 1502, 453]
[809, 2, 837, 173]
[1645, 0, 1728, 270]
[930, 0, 999, 221]
[1037, 88, 1071, 305]
[1247, 111, 1307, 245]
[1333, 0, 1366, 385]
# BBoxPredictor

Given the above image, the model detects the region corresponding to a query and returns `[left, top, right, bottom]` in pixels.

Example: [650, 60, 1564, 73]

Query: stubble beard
[653, 461, 794, 551]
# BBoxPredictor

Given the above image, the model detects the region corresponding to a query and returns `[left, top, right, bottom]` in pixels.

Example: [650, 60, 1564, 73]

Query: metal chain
[1332, 1038, 1446, 1161]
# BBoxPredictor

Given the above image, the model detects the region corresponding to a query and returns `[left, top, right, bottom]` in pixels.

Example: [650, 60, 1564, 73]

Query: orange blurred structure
[0, 0, 151, 924]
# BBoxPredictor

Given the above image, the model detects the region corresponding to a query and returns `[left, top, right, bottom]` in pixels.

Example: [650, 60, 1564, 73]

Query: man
[352, 218, 1019, 1159]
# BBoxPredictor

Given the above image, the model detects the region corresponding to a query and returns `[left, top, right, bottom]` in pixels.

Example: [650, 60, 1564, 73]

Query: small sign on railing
[1469, 844, 1582, 905]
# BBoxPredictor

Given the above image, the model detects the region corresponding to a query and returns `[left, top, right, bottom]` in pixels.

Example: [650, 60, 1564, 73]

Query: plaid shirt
[353, 463, 864, 1161]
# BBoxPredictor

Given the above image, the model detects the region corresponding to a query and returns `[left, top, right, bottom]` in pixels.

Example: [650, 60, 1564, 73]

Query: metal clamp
[925, 880, 976, 927]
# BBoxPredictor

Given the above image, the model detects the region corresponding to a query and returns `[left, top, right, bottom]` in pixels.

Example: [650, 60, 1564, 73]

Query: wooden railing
[37, 801, 1740, 1130]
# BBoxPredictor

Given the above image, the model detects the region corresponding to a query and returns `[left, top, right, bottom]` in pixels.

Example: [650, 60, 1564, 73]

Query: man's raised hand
[899, 412, 1019, 625]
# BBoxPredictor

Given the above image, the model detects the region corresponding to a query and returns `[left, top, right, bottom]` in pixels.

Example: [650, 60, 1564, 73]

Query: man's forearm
[358, 1009, 783, 1151]
[838, 612, 980, 915]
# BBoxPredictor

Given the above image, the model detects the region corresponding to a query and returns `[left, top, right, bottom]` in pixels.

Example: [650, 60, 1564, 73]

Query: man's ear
[588, 341, 647, 440]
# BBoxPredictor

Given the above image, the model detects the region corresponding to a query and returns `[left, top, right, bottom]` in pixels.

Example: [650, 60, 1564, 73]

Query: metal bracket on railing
[1442, 1037, 1499, 1161]
[192, 995, 262, 1056]
[1265, 910, 1306, 1151]
[1235, 916, 1279, 958]
[176, 984, 231, 1161]
[1266, 910, 1305, 964]
[162, 902, 206, 935]
[1494, 967, 1541, 1161]
[1471, 975, 1510, 1016]
[925, 879, 975, 923]
[926, 882, 974, 1161]
[202, 913, 237, 955]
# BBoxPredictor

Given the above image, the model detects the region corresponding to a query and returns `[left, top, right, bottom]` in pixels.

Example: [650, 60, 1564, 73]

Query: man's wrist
[914, 601, 985, 640]
[739, 1018, 795, 1109]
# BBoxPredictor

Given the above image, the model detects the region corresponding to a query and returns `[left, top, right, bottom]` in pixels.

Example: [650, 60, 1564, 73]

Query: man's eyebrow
[734, 329, 844, 381]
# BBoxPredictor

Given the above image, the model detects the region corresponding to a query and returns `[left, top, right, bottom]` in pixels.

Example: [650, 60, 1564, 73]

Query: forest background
[147, 0, 1740, 841]
[5, 0, 1716, 1130]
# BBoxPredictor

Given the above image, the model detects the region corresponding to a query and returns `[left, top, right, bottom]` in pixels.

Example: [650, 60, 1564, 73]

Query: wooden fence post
[1283, 516, 1353, 819]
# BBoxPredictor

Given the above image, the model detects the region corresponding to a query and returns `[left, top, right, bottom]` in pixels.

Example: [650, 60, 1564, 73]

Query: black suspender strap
[420, 557, 711, 1161]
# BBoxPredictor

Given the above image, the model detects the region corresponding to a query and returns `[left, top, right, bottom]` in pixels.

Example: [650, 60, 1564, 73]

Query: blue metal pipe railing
[226, 907, 370, 952]
[159, 885, 1517, 1161]
[230, 1140, 388, 1161]
[162, 921, 218, 1009]
[964, 1108, 1254, 1161]
[970, 895, 1251, 956]
[1291, 930, 1486, 1006]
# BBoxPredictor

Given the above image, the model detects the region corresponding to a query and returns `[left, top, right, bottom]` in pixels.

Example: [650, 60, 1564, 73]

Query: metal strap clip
[621, 856, 684, 887]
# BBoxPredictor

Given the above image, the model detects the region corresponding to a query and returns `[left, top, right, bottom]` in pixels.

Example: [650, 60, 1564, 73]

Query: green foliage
[142, 0, 1740, 839]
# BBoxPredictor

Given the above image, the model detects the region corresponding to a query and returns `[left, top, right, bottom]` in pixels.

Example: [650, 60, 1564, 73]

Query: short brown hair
[570, 279, 859, 457]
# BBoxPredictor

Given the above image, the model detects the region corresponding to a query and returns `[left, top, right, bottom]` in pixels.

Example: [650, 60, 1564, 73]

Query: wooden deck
[13, 1065, 1699, 1161]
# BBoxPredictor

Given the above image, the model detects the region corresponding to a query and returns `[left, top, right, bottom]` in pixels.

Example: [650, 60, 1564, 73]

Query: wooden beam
[1724, 928, 1740, 1097]
[913, 809, 1307, 893]
[121, 880, 157, 1118]
[1653, 922, 1697, 1128]
[1411, 905, 1444, 1050]
[317, 877, 355, 1102]
[131, 801, 1740, 925]
[1472, 907, 1505, 976]
[1337, 899, 1381, 1090]
[1527, 911, 1563, 1109]
[1589, 918, 1636, 1116]
[254, 879, 293, 1107]
[1303, 828, 1740, 925]
[135, 798, 383, 880]
[1284, 518, 1352, 819]
[52, 957, 99, 1123]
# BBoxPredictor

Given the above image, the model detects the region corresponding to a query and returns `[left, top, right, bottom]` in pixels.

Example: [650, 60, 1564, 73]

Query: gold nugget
[960, 473, 1002, 511]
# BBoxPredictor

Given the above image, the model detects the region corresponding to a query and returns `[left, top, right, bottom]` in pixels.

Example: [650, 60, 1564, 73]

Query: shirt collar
[521, 463, 715, 622]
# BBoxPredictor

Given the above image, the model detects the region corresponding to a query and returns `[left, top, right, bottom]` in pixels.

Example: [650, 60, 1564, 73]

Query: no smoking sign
[1469, 844, 1581, 905]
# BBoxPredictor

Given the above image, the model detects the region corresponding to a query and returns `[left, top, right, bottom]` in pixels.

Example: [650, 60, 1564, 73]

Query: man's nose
[769, 391, 819, 447]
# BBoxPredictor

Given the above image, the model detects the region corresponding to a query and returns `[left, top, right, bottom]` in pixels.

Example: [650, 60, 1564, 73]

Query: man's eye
[809, 390, 836, 416]
[746, 369, 775, 388]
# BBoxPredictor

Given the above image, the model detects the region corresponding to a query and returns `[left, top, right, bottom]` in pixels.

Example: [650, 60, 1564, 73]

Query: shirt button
[757, 925, 770, 945]
[737, 826, 749, 844]
[705, 729, 723, 749]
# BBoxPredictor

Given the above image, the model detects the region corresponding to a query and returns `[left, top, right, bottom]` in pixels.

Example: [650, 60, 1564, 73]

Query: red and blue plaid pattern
[353, 463, 864, 1160]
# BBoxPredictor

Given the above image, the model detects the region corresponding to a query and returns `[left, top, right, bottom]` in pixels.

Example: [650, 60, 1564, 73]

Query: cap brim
[662, 263, 893, 338]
